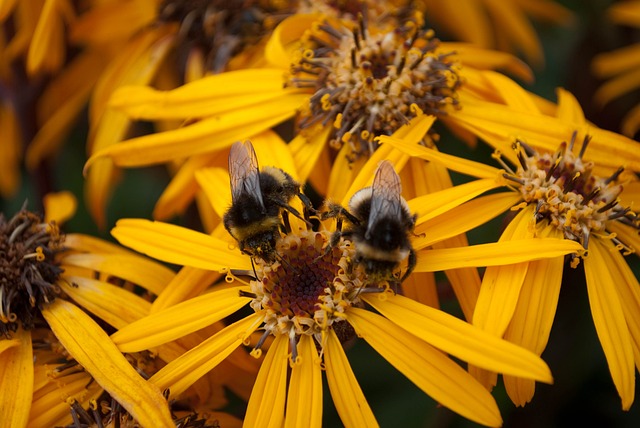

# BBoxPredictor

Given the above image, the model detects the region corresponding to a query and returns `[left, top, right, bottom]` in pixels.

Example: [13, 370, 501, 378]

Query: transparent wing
[367, 160, 403, 236]
[228, 141, 264, 208]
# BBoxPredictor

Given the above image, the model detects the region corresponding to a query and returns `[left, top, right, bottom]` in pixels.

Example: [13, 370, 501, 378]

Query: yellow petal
[400, 271, 439, 310]
[245, 333, 288, 428]
[592, 44, 640, 79]
[27, 0, 65, 75]
[347, 308, 502, 427]
[482, 0, 544, 67]
[444, 42, 533, 82]
[285, 335, 322, 428]
[151, 267, 221, 313]
[502, 225, 564, 405]
[0, 328, 33, 428]
[64, 233, 143, 256]
[324, 329, 378, 428]
[0, 0, 17, 21]
[61, 253, 174, 296]
[110, 69, 304, 119]
[59, 276, 151, 329]
[593, 68, 640, 107]
[251, 130, 299, 181]
[154, 152, 219, 221]
[42, 299, 174, 428]
[409, 178, 503, 225]
[584, 239, 635, 409]
[151, 313, 261, 397]
[111, 218, 250, 271]
[85, 93, 307, 169]
[414, 238, 583, 272]
[597, 237, 640, 370]
[621, 103, 640, 137]
[111, 286, 251, 352]
[414, 192, 522, 249]
[195, 167, 231, 219]
[290, 124, 332, 184]
[84, 157, 119, 230]
[363, 294, 552, 383]
[43, 191, 77, 225]
[265, 13, 322, 65]
[377, 133, 500, 179]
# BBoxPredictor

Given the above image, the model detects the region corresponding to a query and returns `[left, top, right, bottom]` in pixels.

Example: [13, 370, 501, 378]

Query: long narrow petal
[85, 93, 307, 170]
[244, 333, 289, 428]
[409, 178, 503, 225]
[413, 192, 522, 249]
[324, 329, 378, 428]
[599, 238, 640, 370]
[289, 124, 332, 184]
[111, 218, 250, 271]
[363, 294, 552, 382]
[151, 266, 221, 313]
[42, 299, 174, 428]
[502, 225, 564, 405]
[414, 238, 583, 272]
[584, 239, 635, 409]
[150, 313, 262, 397]
[0, 328, 33, 428]
[377, 134, 500, 179]
[109, 69, 302, 119]
[195, 167, 231, 219]
[347, 308, 502, 427]
[285, 335, 322, 428]
[111, 286, 251, 352]
[61, 253, 174, 296]
[59, 276, 151, 329]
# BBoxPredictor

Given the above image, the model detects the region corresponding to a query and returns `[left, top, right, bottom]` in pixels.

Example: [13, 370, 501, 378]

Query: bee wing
[228, 141, 265, 209]
[367, 160, 403, 236]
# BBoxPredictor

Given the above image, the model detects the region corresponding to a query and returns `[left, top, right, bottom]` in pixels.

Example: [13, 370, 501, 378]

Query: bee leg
[279, 201, 313, 229]
[281, 210, 292, 233]
[400, 248, 417, 284]
[320, 203, 360, 225]
[297, 192, 315, 222]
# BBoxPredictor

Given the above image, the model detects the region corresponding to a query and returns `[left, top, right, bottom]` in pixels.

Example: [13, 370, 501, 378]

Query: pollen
[287, 12, 462, 158]
[158, 0, 296, 72]
[0, 206, 65, 337]
[249, 230, 364, 346]
[501, 133, 639, 253]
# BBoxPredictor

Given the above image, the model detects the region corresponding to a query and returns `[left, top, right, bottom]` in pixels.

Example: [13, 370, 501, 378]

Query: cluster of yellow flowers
[1, 1, 640, 427]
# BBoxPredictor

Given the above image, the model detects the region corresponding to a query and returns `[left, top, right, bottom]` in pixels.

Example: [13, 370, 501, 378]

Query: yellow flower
[104, 143, 564, 427]
[380, 118, 640, 409]
[592, 0, 640, 137]
[417, 0, 574, 67]
[83, 10, 533, 224]
[0, 192, 175, 427]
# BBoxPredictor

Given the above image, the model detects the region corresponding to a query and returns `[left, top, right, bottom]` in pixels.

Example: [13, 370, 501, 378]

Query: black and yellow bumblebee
[223, 140, 311, 262]
[322, 160, 417, 285]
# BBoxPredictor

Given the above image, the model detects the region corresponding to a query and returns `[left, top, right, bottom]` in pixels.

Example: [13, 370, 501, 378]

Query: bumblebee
[323, 160, 417, 285]
[223, 141, 311, 262]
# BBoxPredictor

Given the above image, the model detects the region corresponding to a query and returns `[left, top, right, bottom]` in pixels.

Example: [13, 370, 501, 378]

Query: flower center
[248, 230, 363, 347]
[287, 12, 461, 157]
[500, 135, 639, 252]
[0, 207, 65, 336]
[158, 0, 295, 72]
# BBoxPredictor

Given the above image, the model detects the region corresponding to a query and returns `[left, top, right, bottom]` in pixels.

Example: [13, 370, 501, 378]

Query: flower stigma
[0, 205, 65, 336]
[498, 133, 639, 264]
[287, 11, 462, 158]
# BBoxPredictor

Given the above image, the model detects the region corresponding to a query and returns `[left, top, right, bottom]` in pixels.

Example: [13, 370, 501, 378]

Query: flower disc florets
[0, 207, 65, 336]
[158, 0, 295, 72]
[501, 135, 639, 253]
[250, 230, 364, 346]
[287, 12, 462, 157]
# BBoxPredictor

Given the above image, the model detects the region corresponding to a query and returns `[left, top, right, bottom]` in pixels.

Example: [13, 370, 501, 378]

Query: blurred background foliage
[1, 0, 640, 426]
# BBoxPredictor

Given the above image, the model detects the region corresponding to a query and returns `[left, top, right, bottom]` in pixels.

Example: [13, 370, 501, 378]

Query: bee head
[242, 231, 278, 263]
